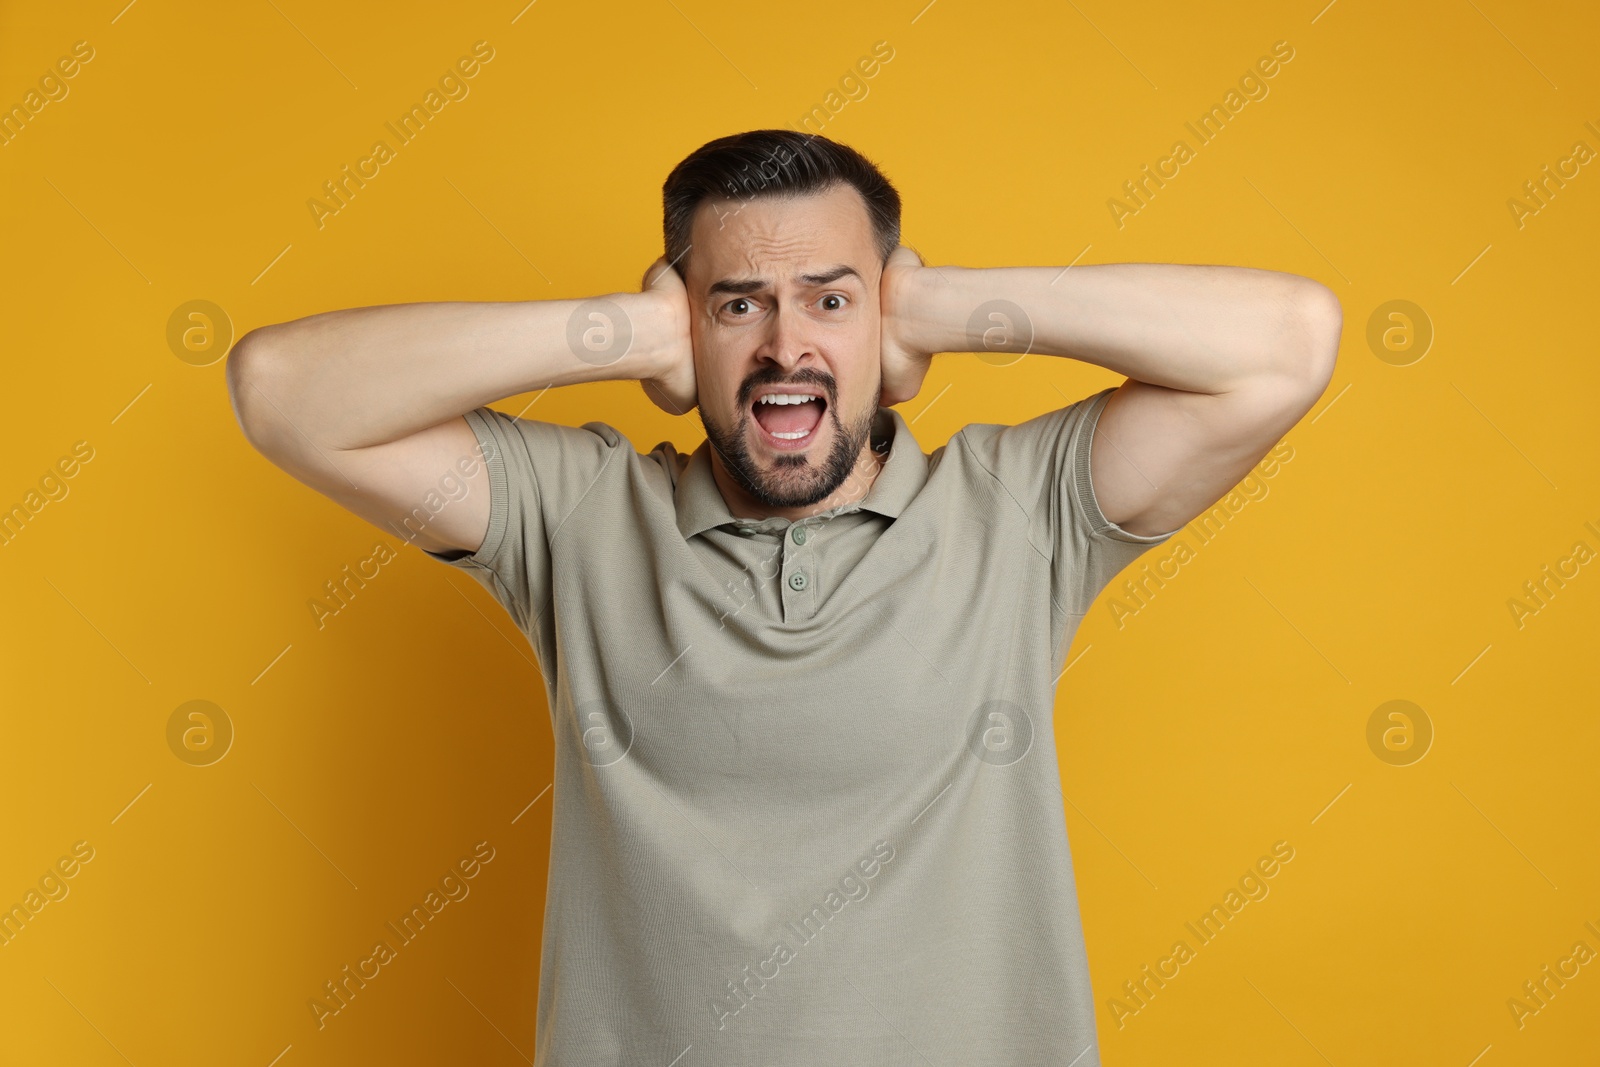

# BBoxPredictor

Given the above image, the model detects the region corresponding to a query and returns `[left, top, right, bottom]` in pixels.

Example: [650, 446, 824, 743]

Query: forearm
[899, 262, 1334, 394]
[229, 292, 674, 452]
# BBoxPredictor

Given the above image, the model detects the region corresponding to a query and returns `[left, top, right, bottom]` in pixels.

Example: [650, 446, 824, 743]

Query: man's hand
[878, 244, 936, 408]
[638, 255, 698, 416]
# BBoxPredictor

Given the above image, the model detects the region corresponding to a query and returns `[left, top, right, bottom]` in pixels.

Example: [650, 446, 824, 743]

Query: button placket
[780, 520, 818, 619]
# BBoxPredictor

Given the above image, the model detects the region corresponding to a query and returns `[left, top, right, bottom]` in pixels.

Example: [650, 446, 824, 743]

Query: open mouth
[750, 391, 827, 447]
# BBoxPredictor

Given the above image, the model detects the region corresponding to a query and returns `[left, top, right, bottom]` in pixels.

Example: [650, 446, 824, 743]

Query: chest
[542, 504, 1058, 802]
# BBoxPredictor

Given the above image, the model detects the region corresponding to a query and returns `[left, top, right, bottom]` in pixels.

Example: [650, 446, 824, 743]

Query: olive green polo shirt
[425, 384, 1175, 1065]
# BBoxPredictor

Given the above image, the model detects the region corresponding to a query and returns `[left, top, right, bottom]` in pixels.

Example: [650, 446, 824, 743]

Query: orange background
[2, 1, 1597, 1064]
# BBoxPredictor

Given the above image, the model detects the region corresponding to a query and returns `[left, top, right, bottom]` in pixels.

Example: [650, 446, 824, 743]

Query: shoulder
[467, 409, 670, 503]
[943, 388, 1113, 475]
[470, 410, 644, 461]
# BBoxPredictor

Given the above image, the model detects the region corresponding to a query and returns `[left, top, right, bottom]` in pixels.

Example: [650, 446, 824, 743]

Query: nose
[754, 299, 815, 373]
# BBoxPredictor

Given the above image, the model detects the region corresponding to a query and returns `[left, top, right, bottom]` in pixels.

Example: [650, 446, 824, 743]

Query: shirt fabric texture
[423, 385, 1176, 1065]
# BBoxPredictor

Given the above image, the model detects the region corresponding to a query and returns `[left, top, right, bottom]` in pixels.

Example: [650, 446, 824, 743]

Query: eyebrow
[706, 264, 864, 298]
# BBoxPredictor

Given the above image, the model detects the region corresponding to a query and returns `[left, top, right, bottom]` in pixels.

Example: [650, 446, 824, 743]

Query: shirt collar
[674, 406, 927, 540]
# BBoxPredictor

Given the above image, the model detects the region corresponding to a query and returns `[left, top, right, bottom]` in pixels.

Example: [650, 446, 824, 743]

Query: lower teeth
[771, 428, 811, 440]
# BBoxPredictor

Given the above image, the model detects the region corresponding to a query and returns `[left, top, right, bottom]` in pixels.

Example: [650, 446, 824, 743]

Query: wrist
[610, 289, 683, 381]
[895, 264, 970, 356]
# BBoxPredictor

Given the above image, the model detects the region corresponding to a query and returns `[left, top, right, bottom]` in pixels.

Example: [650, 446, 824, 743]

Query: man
[226, 129, 1340, 1064]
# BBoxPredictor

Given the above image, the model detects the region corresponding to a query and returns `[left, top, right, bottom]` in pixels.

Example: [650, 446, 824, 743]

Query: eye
[723, 297, 755, 317]
[819, 293, 847, 311]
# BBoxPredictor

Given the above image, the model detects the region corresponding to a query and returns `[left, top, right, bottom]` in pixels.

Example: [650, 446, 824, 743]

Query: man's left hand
[878, 244, 935, 407]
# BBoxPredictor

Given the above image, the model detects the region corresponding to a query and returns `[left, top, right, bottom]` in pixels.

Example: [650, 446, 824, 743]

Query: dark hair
[662, 129, 901, 280]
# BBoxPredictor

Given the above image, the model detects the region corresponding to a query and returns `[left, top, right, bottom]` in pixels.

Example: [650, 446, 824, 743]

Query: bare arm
[226, 258, 696, 554]
[881, 253, 1340, 536]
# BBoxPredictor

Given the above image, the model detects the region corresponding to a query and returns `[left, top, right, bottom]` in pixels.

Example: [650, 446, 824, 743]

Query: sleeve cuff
[419, 407, 512, 566]
[1071, 387, 1181, 545]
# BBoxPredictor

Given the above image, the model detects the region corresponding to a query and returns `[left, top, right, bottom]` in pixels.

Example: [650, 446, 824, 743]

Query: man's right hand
[638, 255, 698, 417]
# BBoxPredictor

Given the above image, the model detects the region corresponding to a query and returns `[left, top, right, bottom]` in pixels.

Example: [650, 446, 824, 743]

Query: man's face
[684, 183, 883, 511]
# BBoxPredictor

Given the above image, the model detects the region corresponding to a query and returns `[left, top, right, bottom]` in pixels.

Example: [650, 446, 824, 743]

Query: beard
[701, 371, 879, 510]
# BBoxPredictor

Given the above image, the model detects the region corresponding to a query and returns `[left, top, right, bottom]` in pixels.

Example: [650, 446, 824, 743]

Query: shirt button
[788, 571, 808, 591]
[791, 525, 807, 545]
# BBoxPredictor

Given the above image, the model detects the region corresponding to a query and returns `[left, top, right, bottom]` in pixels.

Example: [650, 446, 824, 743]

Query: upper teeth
[757, 393, 822, 405]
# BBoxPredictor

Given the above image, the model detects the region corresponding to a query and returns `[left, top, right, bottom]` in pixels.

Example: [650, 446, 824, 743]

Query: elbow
[224, 327, 285, 452]
[1287, 280, 1341, 396]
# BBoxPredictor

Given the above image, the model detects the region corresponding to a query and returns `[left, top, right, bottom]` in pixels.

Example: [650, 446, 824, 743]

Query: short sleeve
[962, 385, 1179, 623]
[1055, 386, 1179, 618]
[420, 405, 625, 644]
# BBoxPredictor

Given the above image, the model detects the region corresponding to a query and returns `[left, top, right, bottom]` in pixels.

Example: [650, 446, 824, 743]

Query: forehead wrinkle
[735, 230, 822, 271]
[709, 229, 862, 296]
[708, 263, 863, 298]
[691, 185, 876, 297]
[701, 228, 821, 298]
